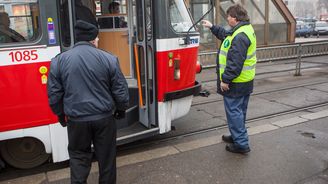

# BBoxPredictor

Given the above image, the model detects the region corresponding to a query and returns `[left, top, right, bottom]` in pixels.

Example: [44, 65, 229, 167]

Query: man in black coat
[47, 20, 129, 184]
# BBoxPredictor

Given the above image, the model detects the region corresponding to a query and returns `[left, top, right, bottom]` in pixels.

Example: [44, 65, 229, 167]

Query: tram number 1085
[9, 50, 39, 63]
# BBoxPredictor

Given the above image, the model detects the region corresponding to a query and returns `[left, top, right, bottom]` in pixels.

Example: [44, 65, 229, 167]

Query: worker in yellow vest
[202, 4, 256, 154]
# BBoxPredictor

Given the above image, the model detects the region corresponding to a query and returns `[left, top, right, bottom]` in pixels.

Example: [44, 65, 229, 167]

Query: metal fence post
[295, 44, 302, 76]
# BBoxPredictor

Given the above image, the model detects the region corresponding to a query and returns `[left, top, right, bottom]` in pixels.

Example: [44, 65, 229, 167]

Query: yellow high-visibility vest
[218, 24, 257, 83]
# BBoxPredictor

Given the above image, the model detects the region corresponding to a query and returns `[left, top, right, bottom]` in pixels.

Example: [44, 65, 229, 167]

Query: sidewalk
[2, 110, 328, 184]
[115, 112, 328, 184]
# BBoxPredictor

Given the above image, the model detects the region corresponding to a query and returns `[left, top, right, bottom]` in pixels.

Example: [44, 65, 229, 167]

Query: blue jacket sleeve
[109, 57, 129, 110]
[47, 57, 65, 116]
[221, 33, 251, 83]
[210, 25, 227, 41]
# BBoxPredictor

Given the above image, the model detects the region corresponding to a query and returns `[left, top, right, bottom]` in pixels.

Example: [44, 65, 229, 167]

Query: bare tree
[317, 0, 328, 14]
[295, 1, 307, 17]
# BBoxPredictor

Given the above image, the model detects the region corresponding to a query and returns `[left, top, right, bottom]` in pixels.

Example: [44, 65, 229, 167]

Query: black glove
[58, 114, 67, 127]
[114, 110, 125, 119]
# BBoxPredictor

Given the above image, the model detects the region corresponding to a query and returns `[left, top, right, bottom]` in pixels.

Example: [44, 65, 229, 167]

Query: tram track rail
[192, 80, 328, 106]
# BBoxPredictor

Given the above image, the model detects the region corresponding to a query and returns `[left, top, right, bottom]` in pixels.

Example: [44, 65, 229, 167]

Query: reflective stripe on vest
[218, 24, 257, 83]
[219, 50, 256, 60]
[219, 64, 256, 71]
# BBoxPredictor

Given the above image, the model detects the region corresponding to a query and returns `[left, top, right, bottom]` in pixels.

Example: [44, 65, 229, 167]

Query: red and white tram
[0, 0, 201, 169]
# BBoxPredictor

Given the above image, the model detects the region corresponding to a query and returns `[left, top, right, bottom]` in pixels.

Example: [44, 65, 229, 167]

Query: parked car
[314, 21, 328, 35]
[296, 21, 313, 38]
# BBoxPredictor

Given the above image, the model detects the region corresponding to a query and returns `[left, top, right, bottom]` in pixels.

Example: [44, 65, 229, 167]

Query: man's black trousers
[67, 116, 116, 184]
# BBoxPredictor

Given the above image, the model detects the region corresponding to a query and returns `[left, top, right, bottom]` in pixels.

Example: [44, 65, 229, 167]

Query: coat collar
[226, 21, 250, 36]
[73, 41, 96, 48]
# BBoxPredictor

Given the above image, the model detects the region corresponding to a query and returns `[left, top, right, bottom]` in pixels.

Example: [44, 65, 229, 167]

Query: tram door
[132, 0, 156, 128]
[97, 0, 156, 128]
[98, 0, 156, 128]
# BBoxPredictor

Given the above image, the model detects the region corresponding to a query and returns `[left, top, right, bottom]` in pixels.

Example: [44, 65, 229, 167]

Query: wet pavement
[2, 112, 328, 184]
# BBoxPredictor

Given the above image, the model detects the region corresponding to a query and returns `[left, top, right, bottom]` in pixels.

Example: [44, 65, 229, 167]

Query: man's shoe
[222, 135, 233, 143]
[225, 144, 250, 154]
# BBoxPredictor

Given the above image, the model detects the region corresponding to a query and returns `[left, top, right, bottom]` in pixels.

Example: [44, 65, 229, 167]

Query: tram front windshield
[169, 0, 195, 33]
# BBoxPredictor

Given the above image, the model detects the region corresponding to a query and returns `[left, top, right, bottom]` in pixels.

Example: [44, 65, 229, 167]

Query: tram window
[145, 0, 152, 40]
[98, 1, 127, 29]
[98, 15, 127, 29]
[190, 0, 214, 45]
[169, 0, 195, 33]
[59, 0, 97, 47]
[0, 0, 40, 44]
[59, 0, 70, 47]
[136, 0, 143, 41]
[98, 0, 127, 15]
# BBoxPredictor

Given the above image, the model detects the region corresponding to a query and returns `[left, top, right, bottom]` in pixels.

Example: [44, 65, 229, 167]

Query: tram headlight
[174, 58, 181, 80]
[196, 61, 202, 74]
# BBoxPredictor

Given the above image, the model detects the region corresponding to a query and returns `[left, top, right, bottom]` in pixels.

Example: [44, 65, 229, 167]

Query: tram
[0, 0, 201, 169]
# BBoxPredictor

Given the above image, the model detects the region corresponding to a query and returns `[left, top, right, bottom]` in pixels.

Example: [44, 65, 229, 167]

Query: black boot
[222, 135, 233, 143]
[225, 144, 250, 154]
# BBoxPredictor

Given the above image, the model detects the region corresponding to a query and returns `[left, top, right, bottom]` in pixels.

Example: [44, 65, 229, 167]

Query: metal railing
[198, 40, 328, 75]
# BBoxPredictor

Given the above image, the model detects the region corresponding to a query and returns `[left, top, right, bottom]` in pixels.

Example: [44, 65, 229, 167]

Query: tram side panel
[0, 1, 60, 139]
[0, 1, 68, 168]
[0, 47, 60, 132]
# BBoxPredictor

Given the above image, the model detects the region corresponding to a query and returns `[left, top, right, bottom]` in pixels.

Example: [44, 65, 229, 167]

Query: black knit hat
[74, 20, 99, 42]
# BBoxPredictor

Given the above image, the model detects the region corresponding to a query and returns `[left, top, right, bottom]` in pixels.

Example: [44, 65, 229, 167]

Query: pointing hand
[202, 20, 213, 28]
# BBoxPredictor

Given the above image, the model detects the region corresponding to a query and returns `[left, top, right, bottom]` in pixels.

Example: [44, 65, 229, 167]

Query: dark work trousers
[223, 95, 250, 149]
[67, 116, 116, 184]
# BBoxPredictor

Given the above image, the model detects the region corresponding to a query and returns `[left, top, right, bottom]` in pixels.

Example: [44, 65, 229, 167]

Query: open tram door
[96, 0, 158, 140]
[130, 0, 157, 128]
[112, 0, 159, 144]
[98, 0, 157, 129]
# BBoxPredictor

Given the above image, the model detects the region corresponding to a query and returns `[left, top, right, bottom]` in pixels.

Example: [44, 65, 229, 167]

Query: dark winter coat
[47, 41, 129, 121]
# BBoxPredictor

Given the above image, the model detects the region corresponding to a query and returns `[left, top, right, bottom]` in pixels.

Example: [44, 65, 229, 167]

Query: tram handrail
[198, 40, 328, 69]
